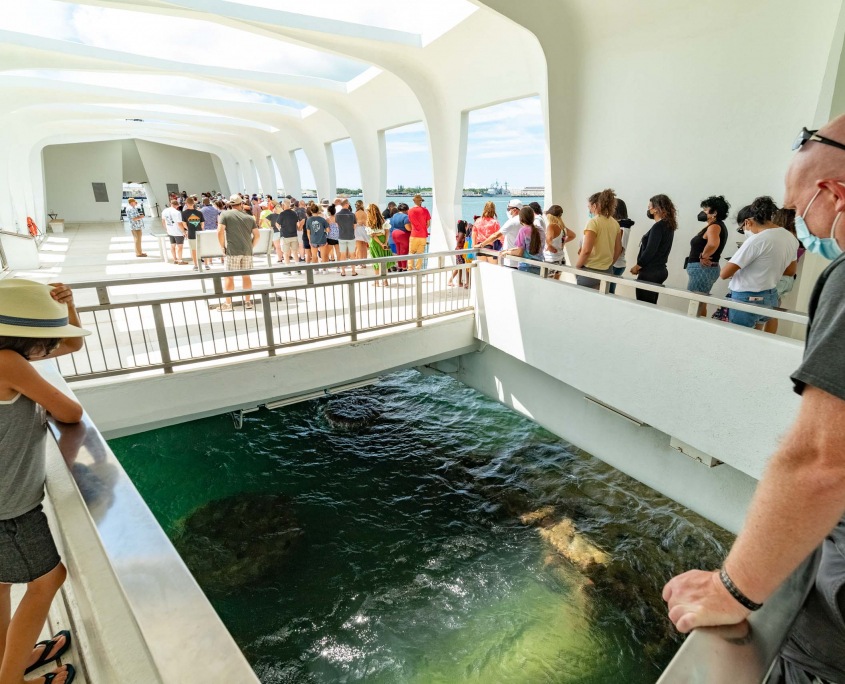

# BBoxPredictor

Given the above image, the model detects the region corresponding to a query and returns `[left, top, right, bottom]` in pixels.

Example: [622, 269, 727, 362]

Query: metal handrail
[64, 249, 475, 300]
[658, 551, 820, 683]
[59, 257, 474, 381]
[476, 249, 809, 326]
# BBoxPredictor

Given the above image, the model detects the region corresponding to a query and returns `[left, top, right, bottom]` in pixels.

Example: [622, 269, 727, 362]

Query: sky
[313, 98, 545, 191]
[4, 1, 543, 191]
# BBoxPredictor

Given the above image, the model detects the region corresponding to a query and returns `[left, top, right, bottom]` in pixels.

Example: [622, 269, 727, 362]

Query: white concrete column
[323, 142, 337, 200]
[348, 127, 384, 206]
[298, 141, 332, 201]
[376, 129, 387, 208]
[285, 151, 303, 199]
[424, 108, 468, 251]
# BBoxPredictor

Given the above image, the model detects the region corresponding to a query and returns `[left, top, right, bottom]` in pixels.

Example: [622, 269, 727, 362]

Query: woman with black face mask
[630, 194, 677, 304]
[687, 195, 730, 316]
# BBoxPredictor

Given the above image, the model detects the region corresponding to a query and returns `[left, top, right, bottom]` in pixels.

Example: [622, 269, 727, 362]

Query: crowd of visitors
[144, 183, 805, 329]
[464, 189, 803, 331]
[151, 190, 437, 304]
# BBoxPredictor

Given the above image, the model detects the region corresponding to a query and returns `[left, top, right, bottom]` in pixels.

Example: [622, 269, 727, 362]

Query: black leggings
[636, 267, 668, 304]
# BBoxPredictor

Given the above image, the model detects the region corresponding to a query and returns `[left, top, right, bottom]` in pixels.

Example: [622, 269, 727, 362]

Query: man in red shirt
[407, 194, 432, 270]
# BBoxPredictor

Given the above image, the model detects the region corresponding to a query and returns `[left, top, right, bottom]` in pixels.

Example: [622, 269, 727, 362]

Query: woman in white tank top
[544, 206, 576, 279]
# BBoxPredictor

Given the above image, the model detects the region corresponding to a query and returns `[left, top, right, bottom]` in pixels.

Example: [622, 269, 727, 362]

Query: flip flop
[42, 664, 75, 684]
[26, 631, 71, 674]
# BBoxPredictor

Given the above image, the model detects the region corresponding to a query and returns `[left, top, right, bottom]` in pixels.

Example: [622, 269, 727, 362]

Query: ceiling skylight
[3, 0, 370, 82]
[4, 70, 308, 112]
[227, 0, 478, 44]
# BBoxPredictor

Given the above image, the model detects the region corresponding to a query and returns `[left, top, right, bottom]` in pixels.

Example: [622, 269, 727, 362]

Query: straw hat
[0, 280, 89, 338]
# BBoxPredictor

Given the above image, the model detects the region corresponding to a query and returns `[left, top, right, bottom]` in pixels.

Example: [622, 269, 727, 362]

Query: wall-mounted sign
[92, 182, 109, 203]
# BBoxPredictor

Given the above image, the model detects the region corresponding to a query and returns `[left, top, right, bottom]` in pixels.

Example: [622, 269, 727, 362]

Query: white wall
[43, 141, 123, 222]
[134, 140, 223, 206]
[482, 0, 843, 303]
[450, 346, 757, 533]
[473, 263, 804, 482]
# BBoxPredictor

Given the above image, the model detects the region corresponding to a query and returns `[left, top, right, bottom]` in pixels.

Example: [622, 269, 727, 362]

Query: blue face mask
[588, 212, 596, 219]
[795, 186, 843, 260]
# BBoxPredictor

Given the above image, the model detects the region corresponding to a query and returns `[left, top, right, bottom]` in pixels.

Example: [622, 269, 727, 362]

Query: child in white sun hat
[0, 280, 88, 684]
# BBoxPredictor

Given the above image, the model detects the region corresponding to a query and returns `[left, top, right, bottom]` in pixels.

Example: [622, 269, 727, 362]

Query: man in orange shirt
[407, 194, 432, 270]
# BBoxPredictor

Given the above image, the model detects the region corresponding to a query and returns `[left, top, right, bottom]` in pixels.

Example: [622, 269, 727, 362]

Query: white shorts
[354, 226, 369, 242]
[338, 239, 356, 255]
[282, 236, 299, 254]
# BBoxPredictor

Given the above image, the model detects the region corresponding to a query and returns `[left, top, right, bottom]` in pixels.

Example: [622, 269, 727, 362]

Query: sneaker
[192, 266, 199, 271]
[219, 303, 233, 312]
[245, 301, 254, 310]
[204, 265, 211, 271]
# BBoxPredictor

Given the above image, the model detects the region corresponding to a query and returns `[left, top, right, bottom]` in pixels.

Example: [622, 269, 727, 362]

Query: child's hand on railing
[49, 283, 75, 308]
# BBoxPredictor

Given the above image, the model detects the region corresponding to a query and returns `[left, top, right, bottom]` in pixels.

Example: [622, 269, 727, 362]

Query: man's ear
[819, 179, 845, 214]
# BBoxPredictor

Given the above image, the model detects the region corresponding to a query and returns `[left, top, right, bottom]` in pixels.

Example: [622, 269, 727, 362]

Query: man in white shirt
[161, 198, 187, 264]
[499, 199, 523, 268]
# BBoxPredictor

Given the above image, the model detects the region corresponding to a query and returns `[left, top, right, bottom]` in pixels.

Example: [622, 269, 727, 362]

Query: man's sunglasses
[793, 127, 845, 153]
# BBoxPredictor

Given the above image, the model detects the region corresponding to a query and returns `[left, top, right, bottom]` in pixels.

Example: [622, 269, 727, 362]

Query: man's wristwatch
[719, 567, 763, 611]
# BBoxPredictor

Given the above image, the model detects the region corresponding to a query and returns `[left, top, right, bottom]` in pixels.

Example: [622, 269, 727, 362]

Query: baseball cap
[507, 199, 523, 209]
[229, 194, 243, 205]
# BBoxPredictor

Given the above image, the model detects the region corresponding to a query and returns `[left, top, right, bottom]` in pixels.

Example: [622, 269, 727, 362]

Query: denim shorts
[728, 288, 779, 327]
[687, 262, 720, 294]
[518, 262, 541, 275]
[0, 505, 61, 584]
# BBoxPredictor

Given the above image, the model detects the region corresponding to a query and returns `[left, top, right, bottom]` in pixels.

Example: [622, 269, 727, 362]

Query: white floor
[15, 219, 197, 285]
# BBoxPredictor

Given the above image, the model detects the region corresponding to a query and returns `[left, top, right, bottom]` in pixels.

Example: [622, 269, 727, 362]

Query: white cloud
[3, 0, 75, 40]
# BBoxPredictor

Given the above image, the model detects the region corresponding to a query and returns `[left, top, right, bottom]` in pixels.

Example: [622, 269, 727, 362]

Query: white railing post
[416, 272, 424, 326]
[261, 293, 276, 356]
[348, 281, 358, 341]
[151, 303, 173, 374]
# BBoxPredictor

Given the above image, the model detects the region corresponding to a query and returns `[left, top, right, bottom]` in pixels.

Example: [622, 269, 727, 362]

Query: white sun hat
[0, 280, 89, 338]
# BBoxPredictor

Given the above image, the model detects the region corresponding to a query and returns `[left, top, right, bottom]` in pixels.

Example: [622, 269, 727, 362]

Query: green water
[109, 370, 733, 683]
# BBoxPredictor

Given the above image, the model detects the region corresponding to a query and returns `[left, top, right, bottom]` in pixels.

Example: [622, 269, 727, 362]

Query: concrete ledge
[473, 262, 803, 481]
[447, 345, 757, 532]
[75, 314, 479, 438]
[37, 362, 259, 683]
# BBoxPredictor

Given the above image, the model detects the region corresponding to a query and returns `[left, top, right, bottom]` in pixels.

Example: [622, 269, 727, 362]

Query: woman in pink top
[472, 201, 501, 263]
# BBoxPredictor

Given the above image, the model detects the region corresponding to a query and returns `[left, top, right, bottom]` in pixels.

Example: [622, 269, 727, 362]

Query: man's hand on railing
[663, 568, 751, 633]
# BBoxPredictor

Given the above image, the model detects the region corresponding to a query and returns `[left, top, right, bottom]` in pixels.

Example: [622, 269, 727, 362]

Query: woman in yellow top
[575, 188, 623, 290]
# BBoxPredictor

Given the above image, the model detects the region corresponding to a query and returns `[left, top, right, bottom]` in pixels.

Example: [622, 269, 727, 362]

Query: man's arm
[720, 262, 741, 280]
[217, 222, 226, 250]
[664, 385, 845, 632]
[252, 227, 260, 248]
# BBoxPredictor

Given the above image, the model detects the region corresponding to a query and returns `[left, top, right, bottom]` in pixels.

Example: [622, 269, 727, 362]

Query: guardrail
[658, 552, 819, 683]
[58, 251, 474, 381]
[38, 362, 259, 682]
[476, 249, 809, 327]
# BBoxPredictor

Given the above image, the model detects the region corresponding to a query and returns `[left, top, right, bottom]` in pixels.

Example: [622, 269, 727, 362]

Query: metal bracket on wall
[670, 437, 723, 468]
[231, 407, 259, 430]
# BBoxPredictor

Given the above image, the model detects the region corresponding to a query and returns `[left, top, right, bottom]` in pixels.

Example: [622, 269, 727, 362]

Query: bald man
[664, 116, 845, 683]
